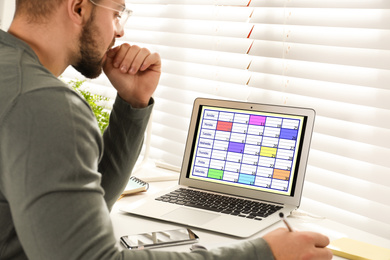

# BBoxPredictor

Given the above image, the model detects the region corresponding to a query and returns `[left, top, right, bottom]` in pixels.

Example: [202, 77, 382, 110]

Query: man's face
[72, 9, 115, 79]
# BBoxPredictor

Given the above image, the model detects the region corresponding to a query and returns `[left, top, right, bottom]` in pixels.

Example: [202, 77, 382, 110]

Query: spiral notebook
[121, 176, 149, 197]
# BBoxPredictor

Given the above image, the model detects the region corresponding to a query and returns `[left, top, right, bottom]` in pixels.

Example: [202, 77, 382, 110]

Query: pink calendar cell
[249, 115, 266, 126]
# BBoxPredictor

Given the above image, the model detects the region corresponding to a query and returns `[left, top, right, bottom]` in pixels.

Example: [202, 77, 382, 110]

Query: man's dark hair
[15, 0, 64, 22]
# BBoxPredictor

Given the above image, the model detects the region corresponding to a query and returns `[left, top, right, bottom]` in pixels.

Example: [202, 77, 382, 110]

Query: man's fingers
[128, 47, 151, 74]
[140, 52, 161, 72]
[112, 44, 137, 72]
[106, 45, 121, 60]
[111, 44, 150, 74]
[311, 232, 330, 248]
[106, 44, 161, 76]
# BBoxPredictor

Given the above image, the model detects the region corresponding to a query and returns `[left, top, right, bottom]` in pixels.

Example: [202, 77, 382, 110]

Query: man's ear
[67, 0, 90, 25]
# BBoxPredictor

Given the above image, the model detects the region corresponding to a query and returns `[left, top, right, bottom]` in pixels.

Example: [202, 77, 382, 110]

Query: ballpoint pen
[279, 212, 294, 232]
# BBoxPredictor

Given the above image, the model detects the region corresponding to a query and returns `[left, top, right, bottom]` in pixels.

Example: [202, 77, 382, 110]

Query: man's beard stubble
[72, 16, 105, 79]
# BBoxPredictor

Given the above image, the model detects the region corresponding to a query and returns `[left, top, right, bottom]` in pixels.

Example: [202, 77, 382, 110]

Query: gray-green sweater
[0, 30, 274, 260]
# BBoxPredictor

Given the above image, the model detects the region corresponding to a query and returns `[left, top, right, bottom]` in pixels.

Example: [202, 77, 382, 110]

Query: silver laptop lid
[179, 98, 315, 208]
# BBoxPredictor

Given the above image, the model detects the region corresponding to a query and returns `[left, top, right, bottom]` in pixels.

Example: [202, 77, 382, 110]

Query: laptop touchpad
[162, 208, 219, 225]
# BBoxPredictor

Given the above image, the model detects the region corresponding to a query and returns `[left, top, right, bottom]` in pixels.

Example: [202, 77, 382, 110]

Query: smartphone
[120, 228, 199, 250]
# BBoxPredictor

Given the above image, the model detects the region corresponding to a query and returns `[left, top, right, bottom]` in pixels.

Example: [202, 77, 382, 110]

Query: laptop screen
[187, 104, 308, 197]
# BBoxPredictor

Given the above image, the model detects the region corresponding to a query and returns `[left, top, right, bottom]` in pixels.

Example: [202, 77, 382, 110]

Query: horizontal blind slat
[300, 197, 390, 241]
[248, 41, 390, 70]
[249, 57, 390, 90]
[130, 5, 252, 22]
[305, 166, 390, 206]
[308, 150, 390, 186]
[124, 30, 252, 53]
[250, 25, 390, 50]
[302, 182, 390, 224]
[250, 0, 390, 8]
[129, 0, 250, 6]
[250, 8, 390, 29]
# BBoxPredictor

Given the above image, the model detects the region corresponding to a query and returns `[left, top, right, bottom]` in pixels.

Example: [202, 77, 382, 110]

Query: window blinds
[63, 0, 390, 240]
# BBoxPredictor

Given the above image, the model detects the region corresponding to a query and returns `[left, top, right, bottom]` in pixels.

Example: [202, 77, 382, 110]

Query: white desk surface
[111, 180, 390, 258]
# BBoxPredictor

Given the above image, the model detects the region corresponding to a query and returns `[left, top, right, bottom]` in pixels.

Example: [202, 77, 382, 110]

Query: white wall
[0, 0, 15, 31]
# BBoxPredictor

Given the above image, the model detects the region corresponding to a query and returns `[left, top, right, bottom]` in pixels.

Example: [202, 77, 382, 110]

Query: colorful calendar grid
[191, 107, 302, 194]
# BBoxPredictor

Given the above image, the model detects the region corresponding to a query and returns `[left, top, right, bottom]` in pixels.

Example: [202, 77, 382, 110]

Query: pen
[279, 212, 294, 232]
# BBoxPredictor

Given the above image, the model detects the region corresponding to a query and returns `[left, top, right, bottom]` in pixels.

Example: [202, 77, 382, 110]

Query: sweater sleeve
[99, 95, 153, 210]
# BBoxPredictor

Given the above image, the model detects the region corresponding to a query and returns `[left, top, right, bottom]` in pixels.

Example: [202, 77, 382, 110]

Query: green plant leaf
[68, 79, 110, 134]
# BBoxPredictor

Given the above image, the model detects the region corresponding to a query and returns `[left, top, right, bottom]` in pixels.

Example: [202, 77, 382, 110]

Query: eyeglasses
[89, 0, 132, 32]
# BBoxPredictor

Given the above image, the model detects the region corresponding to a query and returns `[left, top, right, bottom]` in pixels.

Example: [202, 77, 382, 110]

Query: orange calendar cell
[273, 169, 290, 181]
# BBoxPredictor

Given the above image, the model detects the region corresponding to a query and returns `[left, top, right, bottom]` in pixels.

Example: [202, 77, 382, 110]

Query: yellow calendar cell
[260, 147, 277, 158]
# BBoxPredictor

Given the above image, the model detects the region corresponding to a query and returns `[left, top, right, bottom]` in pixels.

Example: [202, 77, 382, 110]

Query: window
[63, 0, 390, 240]
[0, 1, 15, 30]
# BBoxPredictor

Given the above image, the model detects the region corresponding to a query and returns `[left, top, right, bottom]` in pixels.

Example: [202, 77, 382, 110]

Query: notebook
[120, 98, 315, 238]
[328, 238, 390, 260]
[118, 176, 149, 200]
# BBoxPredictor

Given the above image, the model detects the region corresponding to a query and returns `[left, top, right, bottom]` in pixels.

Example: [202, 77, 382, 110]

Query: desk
[111, 180, 390, 258]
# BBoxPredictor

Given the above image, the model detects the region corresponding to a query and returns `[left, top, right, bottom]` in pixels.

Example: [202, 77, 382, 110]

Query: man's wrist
[117, 92, 152, 108]
[114, 94, 154, 112]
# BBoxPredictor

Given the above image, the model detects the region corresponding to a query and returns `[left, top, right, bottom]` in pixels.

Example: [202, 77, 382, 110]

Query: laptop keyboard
[155, 188, 283, 220]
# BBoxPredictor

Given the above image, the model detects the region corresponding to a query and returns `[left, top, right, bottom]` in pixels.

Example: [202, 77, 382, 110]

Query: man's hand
[263, 228, 333, 260]
[103, 44, 161, 108]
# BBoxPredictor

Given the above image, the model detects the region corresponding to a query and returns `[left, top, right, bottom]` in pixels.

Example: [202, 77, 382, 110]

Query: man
[0, 0, 333, 259]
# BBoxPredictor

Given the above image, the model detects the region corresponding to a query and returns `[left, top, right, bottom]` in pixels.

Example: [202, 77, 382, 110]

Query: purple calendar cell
[249, 115, 266, 126]
[228, 142, 245, 153]
[280, 128, 298, 140]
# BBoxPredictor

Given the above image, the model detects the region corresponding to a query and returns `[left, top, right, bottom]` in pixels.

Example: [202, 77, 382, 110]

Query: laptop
[120, 98, 315, 238]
